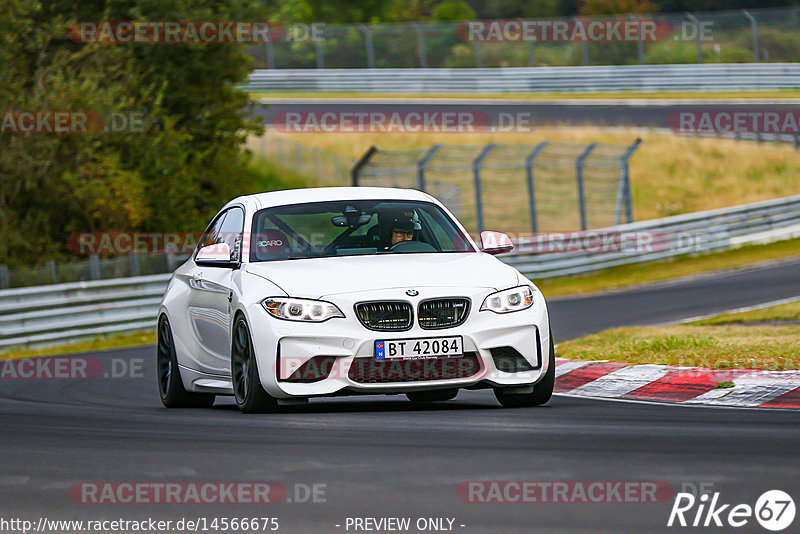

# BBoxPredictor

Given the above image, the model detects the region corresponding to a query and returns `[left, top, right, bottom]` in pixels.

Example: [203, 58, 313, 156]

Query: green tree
[0, 0, 269, 266]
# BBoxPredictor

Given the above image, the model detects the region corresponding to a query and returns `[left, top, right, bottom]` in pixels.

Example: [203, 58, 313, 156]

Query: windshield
[249, 200, 475, 262]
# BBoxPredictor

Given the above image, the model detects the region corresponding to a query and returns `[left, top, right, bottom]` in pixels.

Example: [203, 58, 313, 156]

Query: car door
[187, 206, 244, 376]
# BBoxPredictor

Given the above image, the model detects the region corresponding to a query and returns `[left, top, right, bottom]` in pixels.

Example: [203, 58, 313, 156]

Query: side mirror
[480, 231, 514, 255]
[196, 242, 234, 265]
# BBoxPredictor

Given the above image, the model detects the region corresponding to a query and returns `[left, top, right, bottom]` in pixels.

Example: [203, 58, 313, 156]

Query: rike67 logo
[668, 489, 795, 531]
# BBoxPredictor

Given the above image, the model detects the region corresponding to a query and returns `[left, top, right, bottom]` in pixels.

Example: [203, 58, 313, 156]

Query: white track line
[675, 295, 800, 325]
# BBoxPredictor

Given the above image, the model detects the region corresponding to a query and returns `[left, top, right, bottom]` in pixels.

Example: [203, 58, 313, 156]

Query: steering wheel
[388, 240, 437, 253]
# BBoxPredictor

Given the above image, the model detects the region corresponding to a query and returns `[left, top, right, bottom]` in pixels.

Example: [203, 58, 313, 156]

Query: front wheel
[231, 316, 278, 414]
[157, 316, 215, 408]
[494, 329, 555, 408]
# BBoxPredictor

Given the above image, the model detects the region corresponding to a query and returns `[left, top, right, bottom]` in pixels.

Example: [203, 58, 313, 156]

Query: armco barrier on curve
[243, 64, 800, 93]
[1, 194, 799, 350]
[504, 193, 800, 278]
[0, 274, 169, 349]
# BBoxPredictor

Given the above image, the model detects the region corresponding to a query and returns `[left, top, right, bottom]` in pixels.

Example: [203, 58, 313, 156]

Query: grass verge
[0, 331, 156, 361]
[557, 324, 800, 370]
[690, 300, 800, 325]
[536, 238, 800, 299]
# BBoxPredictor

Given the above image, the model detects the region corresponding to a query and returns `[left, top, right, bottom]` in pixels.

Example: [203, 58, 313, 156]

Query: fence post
[276, 137, 284, 163]
[473, 41, 483, 68]
[518, 19, 535, 67]
[525, 142, 549, 235]
[89, 254, 101, 280]
[472, 143, 495, 234]
[0, 265, 8, 289]
[46, 260, 58, 284]
[574, 17, 589, 65]
[630, 14, 645, 64]
[295, 142, 303, 172]
[616, 138, 642, 225]
[742, 10, 759, 62]
[686, 13, 703, 63]
[314, 29, 325, 68]
[166, 253, 178, 272]
[411, 23, 428, 68]
[314, 148, 322, 179]
[575, 143, 597, 231]
[128, 252, 140, 277]
[351, 146, 378, 186]
[357, 24, 375, 68]
[265, 41, 276, 69]
[417, 144, 441, 191]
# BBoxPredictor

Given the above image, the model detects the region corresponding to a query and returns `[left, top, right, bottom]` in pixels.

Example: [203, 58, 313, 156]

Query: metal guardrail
[0, 253, 187, 290]
[243, 63, 800, 93]
[505, 193, 800, 278]
[0, 274, 170, 349]
[1, 194, 799, 350]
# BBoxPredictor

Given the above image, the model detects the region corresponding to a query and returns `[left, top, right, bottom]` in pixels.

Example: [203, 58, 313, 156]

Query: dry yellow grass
[691, 300, 800, 325]
[257, 127, 800, 221]
[0, 331, 156, 360]
[557, 324, 800, 370]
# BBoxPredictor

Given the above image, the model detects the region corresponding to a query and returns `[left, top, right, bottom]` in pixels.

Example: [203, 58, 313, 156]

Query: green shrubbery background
[1, 0, 797, 267]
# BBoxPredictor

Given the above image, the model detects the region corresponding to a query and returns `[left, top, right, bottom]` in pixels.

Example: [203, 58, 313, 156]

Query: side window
[200, 212, 227, 249]
[218, 207, 244, 262]
[198, 207, 245, 262]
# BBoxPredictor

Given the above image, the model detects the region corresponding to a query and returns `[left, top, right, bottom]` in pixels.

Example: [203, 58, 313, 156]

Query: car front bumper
[245, 286, 551, 399]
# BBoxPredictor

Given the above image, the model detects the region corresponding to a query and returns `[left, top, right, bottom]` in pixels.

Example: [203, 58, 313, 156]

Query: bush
[0, 0, 301, 267]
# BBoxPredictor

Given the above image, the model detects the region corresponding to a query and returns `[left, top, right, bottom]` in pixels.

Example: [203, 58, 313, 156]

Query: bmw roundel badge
[406, 289, 419, 296]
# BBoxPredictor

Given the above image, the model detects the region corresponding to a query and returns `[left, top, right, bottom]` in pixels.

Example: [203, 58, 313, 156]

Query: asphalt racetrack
[2, 259, 800, 533]
[256, 98, 800, 129]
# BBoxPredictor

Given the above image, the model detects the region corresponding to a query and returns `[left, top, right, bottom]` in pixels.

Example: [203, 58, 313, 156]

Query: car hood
[245, 253, 519, 299]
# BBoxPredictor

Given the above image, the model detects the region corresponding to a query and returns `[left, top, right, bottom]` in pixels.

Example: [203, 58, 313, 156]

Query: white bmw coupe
[157, 187, 554, 412]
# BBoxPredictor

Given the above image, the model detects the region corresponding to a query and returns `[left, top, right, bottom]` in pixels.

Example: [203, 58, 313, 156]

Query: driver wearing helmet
[389, 214, 416, 246]
[367, 209, 421, 250]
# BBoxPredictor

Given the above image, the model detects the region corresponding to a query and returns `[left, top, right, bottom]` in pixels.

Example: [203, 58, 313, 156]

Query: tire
[494, 329, 555, 408]
[157, 316, 215, 408]
[406, 389, 459, 403]
[231, 315, 278, 414]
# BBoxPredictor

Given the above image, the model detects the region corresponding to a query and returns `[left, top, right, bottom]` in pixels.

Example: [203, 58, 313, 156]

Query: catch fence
[352, 140, 641, 234]
[248, 7, 800, 70]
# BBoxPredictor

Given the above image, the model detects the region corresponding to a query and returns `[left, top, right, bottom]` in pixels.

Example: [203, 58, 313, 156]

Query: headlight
[480, 285, 534, 314]
[262, 298, 345, 322]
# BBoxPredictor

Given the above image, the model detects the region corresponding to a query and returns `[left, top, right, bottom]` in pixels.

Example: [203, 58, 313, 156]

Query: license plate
[375, 336, 463, 359]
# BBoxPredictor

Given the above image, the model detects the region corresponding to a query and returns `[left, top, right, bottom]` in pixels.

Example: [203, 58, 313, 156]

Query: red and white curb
[554, 358, 800, 408]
